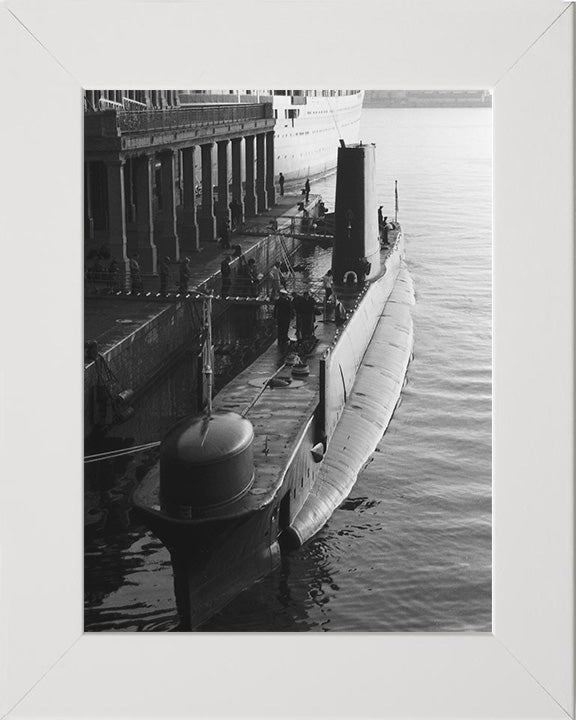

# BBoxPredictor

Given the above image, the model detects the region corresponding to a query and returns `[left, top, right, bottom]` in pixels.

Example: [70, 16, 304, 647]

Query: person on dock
[220, 256, 232, 298]
[129, 253, 143, 292]
[233, 245, 248, 296]
[220, 218, 231, 249]
[273, 288, 294, 346]
[107, 259, 122, 291]
[247, 257, 259, 297]
[179, 257, 191, 293]
[269, 261, 283, 300]
[279, 262, 289, 289]
[229, 200, 240, 229]
[304, 178, 310, 203]
[278, 172, 285, 196]
[159, 256, 171, 294]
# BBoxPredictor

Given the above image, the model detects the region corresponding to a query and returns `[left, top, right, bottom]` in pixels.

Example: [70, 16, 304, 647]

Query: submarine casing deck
[134, 231, 402, 519]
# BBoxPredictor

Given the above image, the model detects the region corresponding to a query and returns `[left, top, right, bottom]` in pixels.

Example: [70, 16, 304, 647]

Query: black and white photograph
[83, 88, 491, 632]
[3, 0, 574, 715]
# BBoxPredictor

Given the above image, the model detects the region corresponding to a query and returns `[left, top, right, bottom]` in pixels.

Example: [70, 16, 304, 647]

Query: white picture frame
[0, 0, 573, 717]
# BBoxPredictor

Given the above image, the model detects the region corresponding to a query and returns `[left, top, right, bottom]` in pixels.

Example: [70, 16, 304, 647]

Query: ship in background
[178, 90, 364, 184]
[85, 89, 364, 193]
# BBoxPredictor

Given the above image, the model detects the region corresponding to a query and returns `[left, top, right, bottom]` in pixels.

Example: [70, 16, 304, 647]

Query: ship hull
[138, 507, 280, 630]
[178, 90, 364, 193]
[288, 261, 414, 546]
[273, 92, 364, 184]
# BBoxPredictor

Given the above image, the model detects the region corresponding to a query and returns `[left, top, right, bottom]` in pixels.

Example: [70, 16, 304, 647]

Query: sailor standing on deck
[358, 256, 371, 286]
[278, 172, 285, 196]
[301, 290, 316, 340]
[274, 289, 294, 346]
[381, 215, 390, 246]
[322, 269, 333, 302]
[304, 178, 310, 203]
[269, 261, 283, 300]
[291, 292, 303, 340]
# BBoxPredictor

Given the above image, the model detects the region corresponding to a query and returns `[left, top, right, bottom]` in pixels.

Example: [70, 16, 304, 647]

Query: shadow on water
[84, 301, 281, 631]
[200, 535, 338, 632]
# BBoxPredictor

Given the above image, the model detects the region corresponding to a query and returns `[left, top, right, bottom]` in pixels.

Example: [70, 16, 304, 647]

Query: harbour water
[84, 107, 492, 632]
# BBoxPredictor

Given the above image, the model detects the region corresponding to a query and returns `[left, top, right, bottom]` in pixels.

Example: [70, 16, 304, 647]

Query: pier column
[255, 133, 267, 213]
[231, 138, 244, 225]
[265, 131, 276, 207]
[105, 159, 128, 275]
[198, 142, 216, 243]
[133, 154, 157, 272]
[181, 146, 199, 252]
[84, 161, 94, 240]
[243, 135, 256, 218]
[124, 158, 136, 224]
[216, 139, 230, 233]
[158, 150, 180, 260]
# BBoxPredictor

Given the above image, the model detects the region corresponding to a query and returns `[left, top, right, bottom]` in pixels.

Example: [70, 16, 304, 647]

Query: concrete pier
[84, 99, 275, 275]
[84, 193, 321, 436]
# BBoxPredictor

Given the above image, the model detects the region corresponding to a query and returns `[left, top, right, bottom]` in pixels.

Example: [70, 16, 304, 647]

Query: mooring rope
[84, 440, 161, 464]
[241, 363, 288, 418]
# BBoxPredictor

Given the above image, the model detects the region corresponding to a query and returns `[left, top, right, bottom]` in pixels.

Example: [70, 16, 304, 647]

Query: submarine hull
[135, 505, 280, 630]
[133, 142, 415, 629]
[288, 260, 415, 546]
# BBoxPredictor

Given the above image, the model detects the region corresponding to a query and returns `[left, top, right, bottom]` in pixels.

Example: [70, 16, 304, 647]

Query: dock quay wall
[84, 301, 195, 434]
[84, 231, 303, 436]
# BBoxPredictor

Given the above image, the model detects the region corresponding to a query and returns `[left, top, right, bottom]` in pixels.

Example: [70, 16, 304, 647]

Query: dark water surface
[84, 108, 492, 632]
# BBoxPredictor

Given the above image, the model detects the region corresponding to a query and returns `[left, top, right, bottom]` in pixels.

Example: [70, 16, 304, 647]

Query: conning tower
[331, 142, 380, 283]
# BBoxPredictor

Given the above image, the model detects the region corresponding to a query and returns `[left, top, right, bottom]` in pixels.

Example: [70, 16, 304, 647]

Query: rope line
[84, 440, 161, 464]
[241, 363, 287, 418]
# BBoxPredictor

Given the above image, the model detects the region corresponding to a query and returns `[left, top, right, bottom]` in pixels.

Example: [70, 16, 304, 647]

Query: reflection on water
[85, 107, 491, 632]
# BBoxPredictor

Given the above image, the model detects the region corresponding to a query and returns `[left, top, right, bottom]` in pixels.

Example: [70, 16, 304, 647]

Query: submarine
[133, 141, 415, 629]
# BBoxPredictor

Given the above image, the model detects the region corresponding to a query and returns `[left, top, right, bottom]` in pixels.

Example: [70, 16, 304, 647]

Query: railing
[117, 103, 273, 134]
[238, 214, 334, 241]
